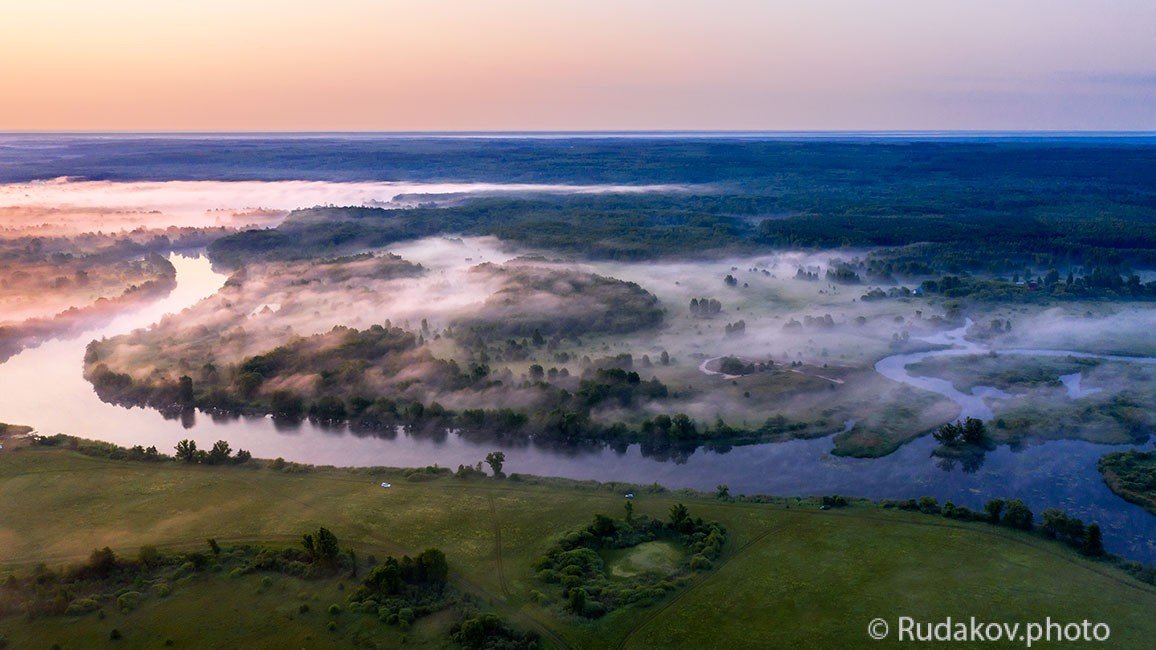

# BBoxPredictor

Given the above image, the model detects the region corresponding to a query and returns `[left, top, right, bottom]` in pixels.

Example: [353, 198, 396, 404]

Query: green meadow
[3, 446, 1156, 648]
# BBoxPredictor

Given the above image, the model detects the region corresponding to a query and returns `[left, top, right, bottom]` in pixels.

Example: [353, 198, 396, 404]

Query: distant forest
[7, 135, 1153, 272]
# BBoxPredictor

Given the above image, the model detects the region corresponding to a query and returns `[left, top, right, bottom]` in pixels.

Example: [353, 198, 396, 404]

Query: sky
[0, 0, 1153, 131]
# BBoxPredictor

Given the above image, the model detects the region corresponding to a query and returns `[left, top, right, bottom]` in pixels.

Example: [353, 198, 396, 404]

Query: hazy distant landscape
[4, 134, 1156, 647]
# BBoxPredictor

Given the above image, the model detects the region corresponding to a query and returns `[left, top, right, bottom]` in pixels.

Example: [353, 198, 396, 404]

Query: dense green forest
[141, 137, 1153, 271]
[208, 193, 1156, 274]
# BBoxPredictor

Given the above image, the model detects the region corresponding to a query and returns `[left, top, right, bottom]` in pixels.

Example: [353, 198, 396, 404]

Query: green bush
[116, 591, 142, 612]
[65, 598, 102, 615]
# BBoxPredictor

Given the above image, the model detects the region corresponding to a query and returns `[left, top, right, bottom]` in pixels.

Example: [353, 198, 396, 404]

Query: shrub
[116, 591, 142, 612]
[917, 496, 940, 514]
[398, 607, 415, 624]
[65, 598, 102, 615]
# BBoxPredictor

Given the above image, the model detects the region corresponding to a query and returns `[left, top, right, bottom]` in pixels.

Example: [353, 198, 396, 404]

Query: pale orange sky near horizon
[0, 0, 1153, 131]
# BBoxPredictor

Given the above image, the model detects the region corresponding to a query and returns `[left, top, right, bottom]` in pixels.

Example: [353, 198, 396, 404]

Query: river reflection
[0, 254, 1153, 562]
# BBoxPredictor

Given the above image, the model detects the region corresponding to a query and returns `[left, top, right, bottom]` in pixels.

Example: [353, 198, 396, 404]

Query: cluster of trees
[882, 496, 1104, 557]
[932, 418, 991, 447]
[825, 265, 862, 284]
[723, 320, 746, 337]
[344, 548, 452, 631]
[231, 526, 364, 579]
[0, 512, 534, 646]
[533, 505, 726, 618]
[174, 439, 252, 465]
[352, 548, 448, 600]
[1, 534, 245, 621]
[301, 527, 342, 567]
[860, 286, 915, 301]
[1, 546, 155, 620]
[577, 368, 669, 408]
[783, 314, 836, 330]
[1098, 450, 1156, 514]
[450, 611, 540, 650]
[30, 433, 257, 469]
[689, 297, 722, 317]
[717, 356, 769, 376]
[917, 268, 1156, 303]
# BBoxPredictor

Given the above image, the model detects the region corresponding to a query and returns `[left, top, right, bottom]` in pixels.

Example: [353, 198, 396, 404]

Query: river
[1, 254, 1153, 561]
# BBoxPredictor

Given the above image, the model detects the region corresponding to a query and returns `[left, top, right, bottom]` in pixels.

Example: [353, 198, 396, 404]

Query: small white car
[380, 482, 392, 488]
[624, 493, 635, 499]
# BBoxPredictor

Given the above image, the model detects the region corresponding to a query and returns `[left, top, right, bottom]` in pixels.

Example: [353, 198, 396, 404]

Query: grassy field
[3, 445, 1156, 648]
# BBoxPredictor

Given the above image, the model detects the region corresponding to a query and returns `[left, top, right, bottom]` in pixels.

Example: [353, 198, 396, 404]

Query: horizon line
[2, 129, 1154, 137]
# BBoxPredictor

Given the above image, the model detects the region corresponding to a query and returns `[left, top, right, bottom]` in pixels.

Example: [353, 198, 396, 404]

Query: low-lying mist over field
[0, 178, 689, 236]
[3, 174, 1155, 463]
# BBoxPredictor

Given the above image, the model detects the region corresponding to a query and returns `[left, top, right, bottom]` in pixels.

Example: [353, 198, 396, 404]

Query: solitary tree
[485, 451, 506, 478]
[1082, 523, 1104, 557]
[591, 514, 616, 537]
[933, 422, 962, 445]
[175, 439, 197, 463]
[208, 440, 232, 464]
[419, 548, 449, 585]
[1002, 499, 1034, 530]
[961, 418, 987, 445]
[984, 498, 1006, 524]
[716, 484, 730, 500]
[178, 375, 195, 405]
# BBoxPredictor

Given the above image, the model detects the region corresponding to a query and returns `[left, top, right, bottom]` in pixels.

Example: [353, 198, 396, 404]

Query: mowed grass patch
[602, 540, 685, 579]
[3, 447, 1156, 649]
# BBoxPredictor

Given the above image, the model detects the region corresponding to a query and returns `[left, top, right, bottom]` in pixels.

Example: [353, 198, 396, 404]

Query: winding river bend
[1, 255, 1154, 561]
